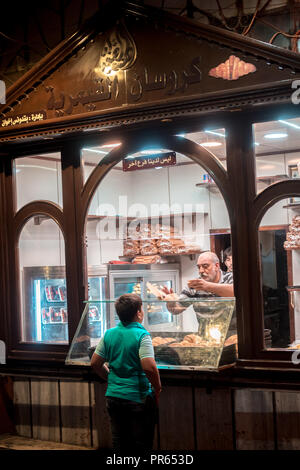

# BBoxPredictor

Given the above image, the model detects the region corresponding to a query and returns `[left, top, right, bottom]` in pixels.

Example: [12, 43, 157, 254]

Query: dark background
[0, 0, 299, 87]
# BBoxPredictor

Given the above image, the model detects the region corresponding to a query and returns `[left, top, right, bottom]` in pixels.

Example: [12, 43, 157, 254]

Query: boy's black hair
[115, 294, 143, 322]
[223, 246, 232, 260]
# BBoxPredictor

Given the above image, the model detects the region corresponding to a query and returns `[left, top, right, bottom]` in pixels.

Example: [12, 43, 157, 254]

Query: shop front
[1, 0, 300, 450]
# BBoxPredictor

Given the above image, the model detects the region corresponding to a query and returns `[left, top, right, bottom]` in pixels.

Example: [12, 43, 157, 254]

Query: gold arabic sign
[2, 15, 284, 131]
[1, 111, 46, 127]
[122, 152, 176, 171]
[43, 57, 201, 117]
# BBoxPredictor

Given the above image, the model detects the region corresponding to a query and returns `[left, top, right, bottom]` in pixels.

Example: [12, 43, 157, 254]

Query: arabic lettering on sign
[1, 57, 203, 126]
[45, 75, 119, 116]
[123, 152, 176, 172]
[129, 56, 202, 102]
[1, 111, 46, 127]
[45, 56, 201, 115]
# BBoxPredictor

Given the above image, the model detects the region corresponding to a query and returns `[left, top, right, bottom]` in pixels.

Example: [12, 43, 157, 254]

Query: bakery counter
[65, 297, 236, 371]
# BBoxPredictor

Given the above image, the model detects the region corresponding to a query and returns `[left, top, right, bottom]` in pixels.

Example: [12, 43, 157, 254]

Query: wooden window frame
[0, 105, 300, 370]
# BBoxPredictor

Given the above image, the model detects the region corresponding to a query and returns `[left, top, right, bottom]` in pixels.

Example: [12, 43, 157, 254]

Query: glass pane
[14, 152, 62, 211]
[88, 276, 106, 338]
[184, 128, 227, 169]
[84, 142, 235, 348]
[253, 117, 300, 194]
[259, 198, 300, 349]
[86, 146, 231, 257]
[146, 280, 173, 326]
[66, 298, 236, 371]
[19, 216, 68, 344]
[81, 141, 122, 183]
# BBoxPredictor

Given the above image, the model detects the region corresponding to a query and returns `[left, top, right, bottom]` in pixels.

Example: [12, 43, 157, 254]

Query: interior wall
[16, 151, 300, 272]
[15, 156, 63, 211]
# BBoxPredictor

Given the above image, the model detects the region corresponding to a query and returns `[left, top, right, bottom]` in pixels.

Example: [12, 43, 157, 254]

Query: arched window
[83, 137, 235, 345]
[19, 215, 68, 344]
[259, 197, 300, 350]
[14, 152, 62, 211]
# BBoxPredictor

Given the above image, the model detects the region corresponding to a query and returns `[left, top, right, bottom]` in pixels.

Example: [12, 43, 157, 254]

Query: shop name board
[1, 111, 46, 127]
[43, 57, 202, 117]
[122, 152, 176, 171]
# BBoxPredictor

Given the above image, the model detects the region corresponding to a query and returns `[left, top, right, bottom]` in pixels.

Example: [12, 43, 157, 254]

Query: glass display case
[65, 298, 236, 370]
[22, 266, 108, 344]
[23, 266, 69, 343]
[108, 264, 180, 331]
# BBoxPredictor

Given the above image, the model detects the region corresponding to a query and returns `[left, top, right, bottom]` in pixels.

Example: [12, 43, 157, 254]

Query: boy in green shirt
[91, 293, 161, 454]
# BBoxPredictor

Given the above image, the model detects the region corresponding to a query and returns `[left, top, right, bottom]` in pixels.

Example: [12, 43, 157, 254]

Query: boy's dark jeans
[106, 395, 157, 454]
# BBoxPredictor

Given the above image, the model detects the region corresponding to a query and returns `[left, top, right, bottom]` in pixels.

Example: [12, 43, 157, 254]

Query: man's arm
[140, 357, 162, 405]
[158, 286, 186, 315]
[91, 353, 109, 381]
[188, 279, 234, 297]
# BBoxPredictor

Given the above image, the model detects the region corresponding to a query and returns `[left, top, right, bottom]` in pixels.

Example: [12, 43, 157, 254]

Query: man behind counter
[160, 251, 234, 302]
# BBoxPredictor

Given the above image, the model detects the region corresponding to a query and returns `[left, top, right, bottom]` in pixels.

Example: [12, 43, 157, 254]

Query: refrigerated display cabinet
[65, 297, 236, 370]
[22, 265, 108, 344]
[23, 266, 69, 343]
[108, 264, 180, 330]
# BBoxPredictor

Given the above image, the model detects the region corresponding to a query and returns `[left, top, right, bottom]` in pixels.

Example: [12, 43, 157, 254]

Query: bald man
[161, 251, 234, 301]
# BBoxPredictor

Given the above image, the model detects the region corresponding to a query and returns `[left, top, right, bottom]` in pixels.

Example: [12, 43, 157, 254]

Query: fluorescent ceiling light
[155, 166, 163, 169]
[140, 149, 162, 154]
[176, 134, 186, 137]
[254, 142, 260, 146]
[264, 133, 288, 139]
[82, 148, 107, 154]
[100, 143, 122, 148]
[278, 119, 300, 130]
[204, 130, 226, 137]
[200, 142, 222, 147]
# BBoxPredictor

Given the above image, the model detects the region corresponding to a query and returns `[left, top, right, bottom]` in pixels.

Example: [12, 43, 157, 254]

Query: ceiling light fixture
[140, 149, 163, 154]
[278, 119, 300, 130]
[100, 143, 122, 148]
[82, 148, 107, 154]
[264, 133, 288, 139]
[204, 130, 226, 137]
[200, 142, 222, 147]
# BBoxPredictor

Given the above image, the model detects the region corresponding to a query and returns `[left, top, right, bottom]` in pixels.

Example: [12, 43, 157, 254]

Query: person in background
[223, 246, 233, 273]
[91, 293, 161, 454]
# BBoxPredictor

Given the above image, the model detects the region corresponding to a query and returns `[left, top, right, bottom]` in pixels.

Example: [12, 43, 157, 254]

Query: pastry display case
[65, 297, 236, 370]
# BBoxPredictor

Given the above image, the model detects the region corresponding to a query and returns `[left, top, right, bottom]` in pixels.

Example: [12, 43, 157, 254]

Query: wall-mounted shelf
[196, 175, 289, 191]
[119, 251, 200, 262]
[257, 174, 289, 185]
[283, 204, 300, 210]
[88, 212, 207, 221]
[196, 182, 218, 190]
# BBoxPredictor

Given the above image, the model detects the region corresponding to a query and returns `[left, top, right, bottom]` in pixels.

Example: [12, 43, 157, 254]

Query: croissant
[209, 55, 256, 80]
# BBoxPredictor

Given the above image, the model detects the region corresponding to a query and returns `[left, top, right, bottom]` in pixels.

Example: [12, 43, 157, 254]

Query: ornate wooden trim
[253, 179, 300, 228]
[14, 201, 64, 239]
